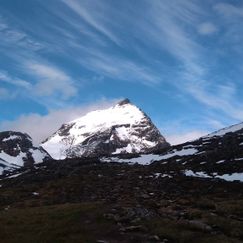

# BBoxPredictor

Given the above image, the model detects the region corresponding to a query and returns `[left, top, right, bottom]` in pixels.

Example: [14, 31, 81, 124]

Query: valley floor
[0, 159, 243, 243]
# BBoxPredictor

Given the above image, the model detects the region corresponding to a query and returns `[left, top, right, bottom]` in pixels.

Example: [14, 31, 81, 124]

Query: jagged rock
[0, 131, 51, 174]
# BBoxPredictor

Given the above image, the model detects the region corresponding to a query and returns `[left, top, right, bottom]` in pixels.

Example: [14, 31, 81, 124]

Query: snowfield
[102, 147, 198, 165]
[184, 170, 243, 182]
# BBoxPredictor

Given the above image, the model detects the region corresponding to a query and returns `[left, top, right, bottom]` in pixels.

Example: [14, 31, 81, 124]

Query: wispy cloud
[197, 22, 218, 35]
[145, 1, 204, 70]
[0, 98, 120, 144]
[61, 0, 120, 45]
[25, 62, 77, 99]
[0, 60, 78, 110]
[185, 80, 243, 120]
[166, 130, 208, 145]
[39, 0, 243, 122]
[1, 0, 243, 138]
[214, 2, 243, 55]
[79, 52, 161, 86]
[137, 1, 243, 122]
[205, 118, 226, 130]
[0, 17, 44, 51]
[0, 71, 31, 89]
[214, 3, 243, 18]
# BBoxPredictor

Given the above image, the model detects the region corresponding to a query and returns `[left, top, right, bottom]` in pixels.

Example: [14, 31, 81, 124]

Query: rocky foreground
[0, 159, 243, 243]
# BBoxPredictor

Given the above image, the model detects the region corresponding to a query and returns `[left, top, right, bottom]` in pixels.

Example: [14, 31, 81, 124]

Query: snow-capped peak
[41, 99, 170, 159]
[69, 100, 145, 133]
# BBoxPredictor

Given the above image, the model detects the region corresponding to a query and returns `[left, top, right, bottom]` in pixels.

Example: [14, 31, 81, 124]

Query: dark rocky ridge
[0, 131, 51, 173]
[117, 98, 131, 106]
[152, 124, 243, 176]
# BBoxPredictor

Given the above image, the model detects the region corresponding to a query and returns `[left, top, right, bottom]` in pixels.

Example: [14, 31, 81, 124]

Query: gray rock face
[41, 99, 170, 159]
[0, 131, 51, 174]
[65, 119, 169, 158]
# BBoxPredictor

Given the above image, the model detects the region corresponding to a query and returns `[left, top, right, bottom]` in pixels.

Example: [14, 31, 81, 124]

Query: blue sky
[1, 0, 243, 144]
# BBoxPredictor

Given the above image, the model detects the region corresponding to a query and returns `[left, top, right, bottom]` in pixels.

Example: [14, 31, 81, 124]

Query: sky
[1, 0, 243, 145]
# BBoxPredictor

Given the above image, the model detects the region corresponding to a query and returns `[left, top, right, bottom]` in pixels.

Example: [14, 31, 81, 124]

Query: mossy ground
[0, 160, 242, 242]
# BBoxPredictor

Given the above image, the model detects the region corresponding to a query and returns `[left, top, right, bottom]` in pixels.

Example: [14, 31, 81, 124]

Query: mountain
[105, 122, 243, 181]
[0, 131, 51, 174]
[41, 99, 170, 159]
[2, 120, 243, 242]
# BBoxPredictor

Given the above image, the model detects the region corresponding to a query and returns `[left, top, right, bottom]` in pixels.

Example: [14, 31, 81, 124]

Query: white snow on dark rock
[41, 99, 170, 159]
[0, 131, 51, 174]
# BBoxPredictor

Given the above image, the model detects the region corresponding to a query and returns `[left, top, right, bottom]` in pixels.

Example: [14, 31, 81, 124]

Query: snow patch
[206, 123, 243, 138]
[154, 173, 172, 178]
[0, 151, 26, 167]
[159, 148, 198, 160]
[184, 170, 211, 178]
[103, 147, 198, 165]
[2, 135, 21, 142]
[215, 173, 243, 182]
[184, 170, 243, 182]
[102, 154, 163, 165]
[6, 172, 23, 179]
[200, 161, 207, 165]
[216, 160, 225, 164]
[30, 149, 46, 164]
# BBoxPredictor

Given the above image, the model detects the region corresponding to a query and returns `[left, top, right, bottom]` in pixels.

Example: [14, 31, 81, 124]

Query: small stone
[161, 239, 169, 243]
[130, 217, 142, 224]
[140, 193, 150, 199]
[178, 220, 212, 232]
[120, 225, 147, 232]
[148, 235, 160, 241]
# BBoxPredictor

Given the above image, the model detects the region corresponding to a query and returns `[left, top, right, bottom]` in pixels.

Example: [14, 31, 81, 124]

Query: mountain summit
[41, 99, 170, 159]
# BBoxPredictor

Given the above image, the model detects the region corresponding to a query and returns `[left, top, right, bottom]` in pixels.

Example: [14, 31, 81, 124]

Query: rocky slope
[0, 158, 243, 242]
[0, 131, 51, 174]
[41, 99, 169, 159]
[105, 122, 243, 181]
